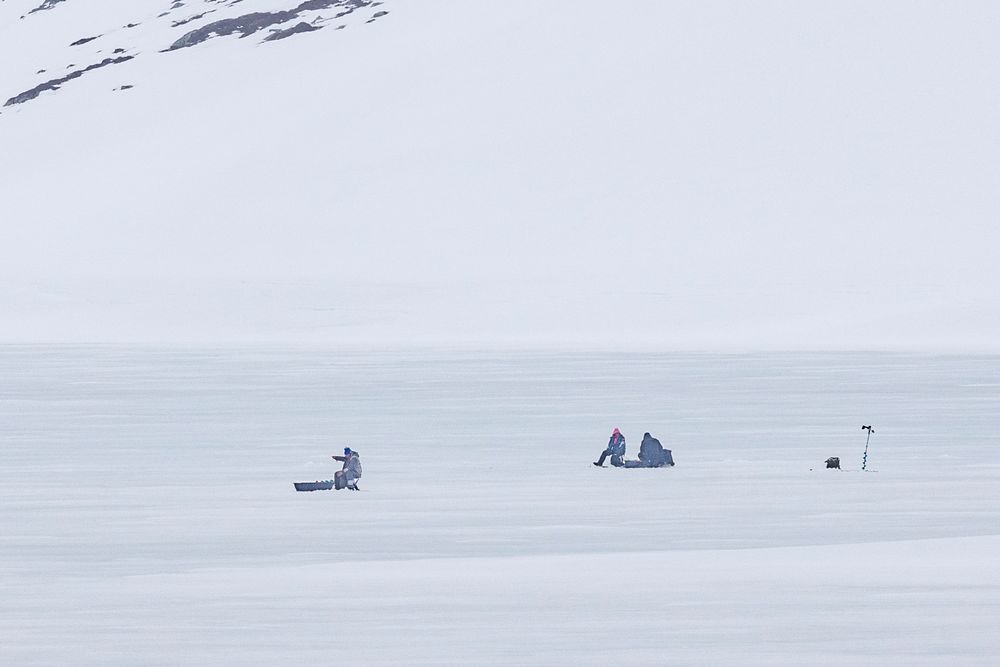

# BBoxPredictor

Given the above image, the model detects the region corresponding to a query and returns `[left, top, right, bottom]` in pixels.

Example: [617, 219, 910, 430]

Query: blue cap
[344, 447, 352, 455]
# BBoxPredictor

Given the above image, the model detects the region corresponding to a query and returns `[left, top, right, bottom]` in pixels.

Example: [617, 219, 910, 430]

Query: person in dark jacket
[623, 433, 674, 468]
[636, 432, 674, 467]
[332, 447, 363, 491]
[594, 428, 626, 467]
[638, 432, 661, 466]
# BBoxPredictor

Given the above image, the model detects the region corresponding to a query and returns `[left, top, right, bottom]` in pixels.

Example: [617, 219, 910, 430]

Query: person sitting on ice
[594, 427, 626, 467]
[624, 432, 675, 468]
[332, 447, 363, 491]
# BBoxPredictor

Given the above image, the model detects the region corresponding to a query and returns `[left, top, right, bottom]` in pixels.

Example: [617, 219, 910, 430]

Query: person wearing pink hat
[594, 427, 626, 467]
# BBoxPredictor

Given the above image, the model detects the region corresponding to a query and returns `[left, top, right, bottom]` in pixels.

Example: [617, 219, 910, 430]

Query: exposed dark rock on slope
[69, 35, 101, 46]
[166, 0, 373, 51]
[4, 56, 135, 107]
[263, 21, 322, 42]
[29, 0, 68, 14]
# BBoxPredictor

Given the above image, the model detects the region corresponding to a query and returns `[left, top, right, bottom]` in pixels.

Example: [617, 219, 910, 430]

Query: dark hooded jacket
[608, 433, 626, 457]
[638, 433, 673, 467]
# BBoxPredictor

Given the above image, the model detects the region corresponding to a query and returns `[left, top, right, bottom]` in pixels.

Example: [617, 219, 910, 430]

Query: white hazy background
[2, 0, 998, 349]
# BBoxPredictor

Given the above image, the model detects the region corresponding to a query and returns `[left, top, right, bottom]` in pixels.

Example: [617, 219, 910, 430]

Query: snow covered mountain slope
[2, 0, 390, 107]
[1, 1, 999, 348]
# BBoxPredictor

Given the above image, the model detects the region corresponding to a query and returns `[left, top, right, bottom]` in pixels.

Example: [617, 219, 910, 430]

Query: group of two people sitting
[594, 427, 674, 468]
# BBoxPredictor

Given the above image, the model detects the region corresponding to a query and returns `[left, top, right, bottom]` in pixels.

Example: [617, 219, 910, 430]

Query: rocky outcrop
[166, 0, 372, 51]
[4, 56, 134, 106]
[28, 0, 68, 14]
[263, 21, 323, 42]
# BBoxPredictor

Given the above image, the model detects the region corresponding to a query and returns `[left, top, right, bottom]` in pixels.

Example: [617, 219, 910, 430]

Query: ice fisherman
[332, 447, 363, 491]
[594, 427, 626, 467]
[623, 432, 675, 468]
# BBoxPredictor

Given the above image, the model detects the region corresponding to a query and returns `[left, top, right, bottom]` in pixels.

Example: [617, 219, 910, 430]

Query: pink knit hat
[612, 427, 621, 436]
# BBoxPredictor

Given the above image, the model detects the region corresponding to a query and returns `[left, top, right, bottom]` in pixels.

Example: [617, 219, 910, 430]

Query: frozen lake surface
[2, 348, 999, 664]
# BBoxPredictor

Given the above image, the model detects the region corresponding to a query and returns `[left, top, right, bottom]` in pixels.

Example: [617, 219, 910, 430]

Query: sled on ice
[293, 480, 334, 492]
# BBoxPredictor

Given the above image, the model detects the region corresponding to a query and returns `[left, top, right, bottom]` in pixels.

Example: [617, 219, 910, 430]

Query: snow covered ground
[2, 348, 998, 664]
